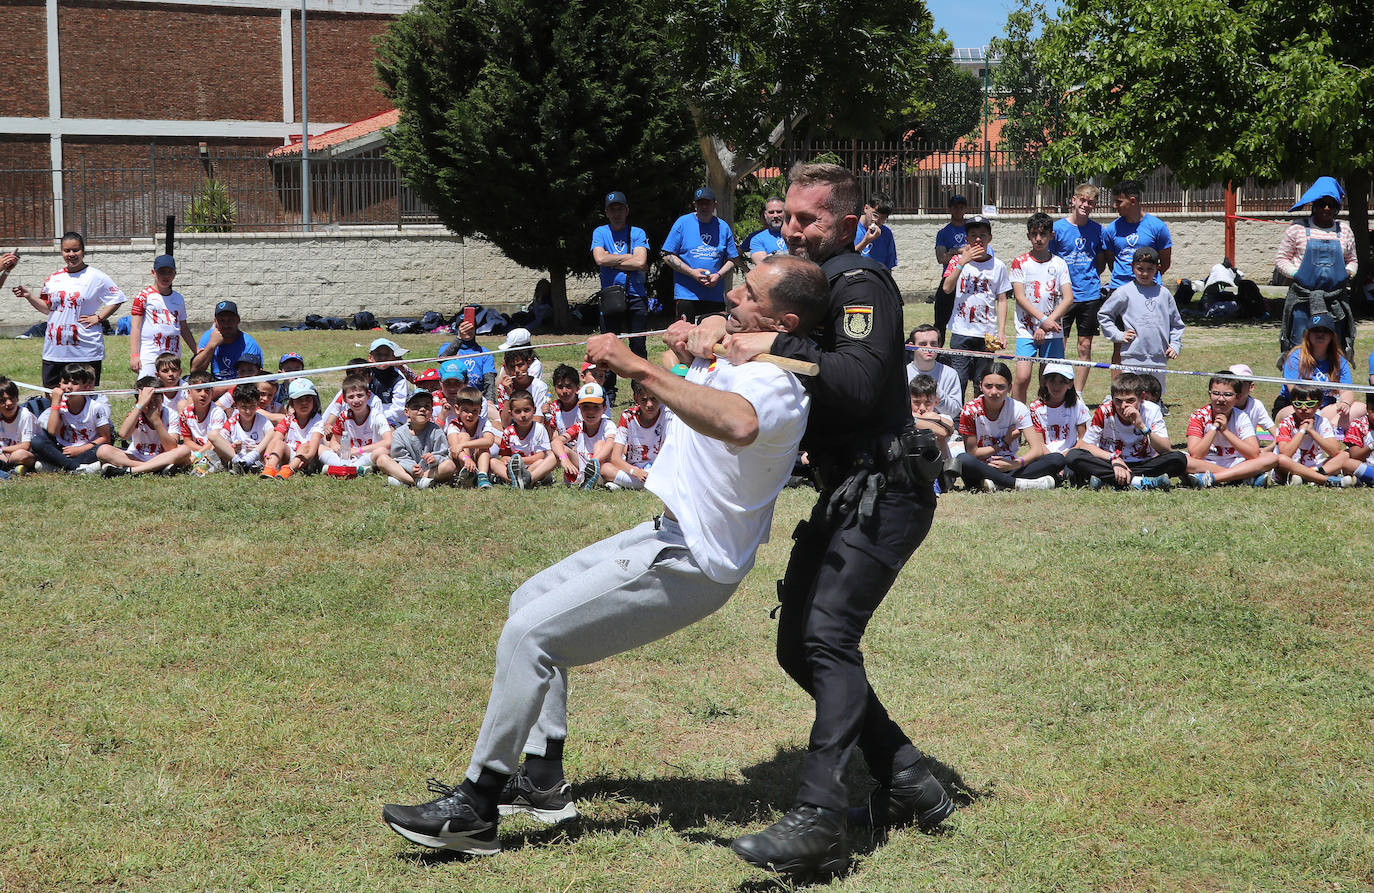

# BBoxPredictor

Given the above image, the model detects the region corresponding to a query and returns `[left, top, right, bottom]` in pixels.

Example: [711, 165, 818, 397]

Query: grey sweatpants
[466, 516, 739, 780]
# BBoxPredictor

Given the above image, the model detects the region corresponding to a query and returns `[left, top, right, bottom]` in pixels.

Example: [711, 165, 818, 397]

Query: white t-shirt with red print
[1009, 253, 1072, 340]
[126, 404, 176, 461]
[1028, 397, 1089, 453]
[1276, 413, 1337, 469]
[0, 406, 38, 448]
[130, 286, 187, 374]
[495, 421, 551, 458]
[1344, 416, 1373, 452]
[542, 398, 581, 438]
[39, 265, 125, 362]
[178, 403, 228, 446]
[329, 407, 391, 453]
[1186, 405, 1256, 468]
[614, 406, 672, 468]
[946, 256, 1011, 338]
[958, 396, 1033, 461]
[1083, 399, 1168, 462]
[561, 415, 615, 464]
[274, 411, 324, 452]
[39, 397, 110, 447]
[221, 409, 274, 458]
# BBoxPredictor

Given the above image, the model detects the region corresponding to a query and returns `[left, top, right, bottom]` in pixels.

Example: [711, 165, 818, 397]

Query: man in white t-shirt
[938, 215, 1009, 401]
[382, 254, 828, 858]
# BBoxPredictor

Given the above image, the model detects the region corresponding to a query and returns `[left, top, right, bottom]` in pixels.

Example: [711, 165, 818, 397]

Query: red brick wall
[0, 137, 52, 171]
[290, 12, 394, 125]
[0, 0, 49, 118]
[58, 1, 282, 121]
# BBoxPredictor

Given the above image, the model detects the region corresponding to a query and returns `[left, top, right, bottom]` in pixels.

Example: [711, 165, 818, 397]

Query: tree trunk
[1346, 167, 1371, 313]
[547, 259, 571, 331]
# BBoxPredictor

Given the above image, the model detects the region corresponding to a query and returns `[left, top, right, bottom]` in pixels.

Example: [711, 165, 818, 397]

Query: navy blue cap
[694, 186, 716, 202]
[605, 190, 628, 207]
[949, 194, 969, 206]
[214, 300, 239, 316]
[1308, 313, 1335, 332]
[153, 254, 176, 270]
[964, 214, 992, 229]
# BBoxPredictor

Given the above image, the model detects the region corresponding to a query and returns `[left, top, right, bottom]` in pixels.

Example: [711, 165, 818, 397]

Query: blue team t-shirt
[1281, 351, 1352, 402]
[662, 213, 738, 303]
[935, 222, 966, 253]
[746, 228, 787, 258]
[195, 328, 263, 380]
[1102, 213, 1172, 288]
[591, 224, 649, 296]
[855, 224, 898, 269]
[1051, 217, 1106, 303]
[455, 342, 496, 387]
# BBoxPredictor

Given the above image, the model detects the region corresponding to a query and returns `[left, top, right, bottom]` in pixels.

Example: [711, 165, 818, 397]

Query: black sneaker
[847, 761, 953, 832]
[730, 804, 848, 881]
[381, 778, 500, 855]
[497, 766, 579, 823]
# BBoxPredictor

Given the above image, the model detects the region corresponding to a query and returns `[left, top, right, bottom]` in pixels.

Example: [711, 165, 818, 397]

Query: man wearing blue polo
[191, 300, 262, 381]
[661, 186, 738, 321]
[590, 190, 651, 361]
[745, 196, 788, 266]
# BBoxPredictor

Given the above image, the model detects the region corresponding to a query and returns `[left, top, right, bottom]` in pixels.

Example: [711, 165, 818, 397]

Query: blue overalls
[1289, 221, 1347, 345]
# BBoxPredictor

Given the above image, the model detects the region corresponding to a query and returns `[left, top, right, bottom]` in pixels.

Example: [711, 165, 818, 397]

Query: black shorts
[1062, 299, 1103, 339]
[41, 359, 103, 389]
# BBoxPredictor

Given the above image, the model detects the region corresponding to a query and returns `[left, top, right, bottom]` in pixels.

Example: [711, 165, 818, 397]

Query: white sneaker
[74, 461, 102, 475]
[416, 477, 433, 489]
[386, 476, 405, 487]
[1014, 475, 1056, 491]
[979, 479, 997, 493]
[34, 460, 53, 473]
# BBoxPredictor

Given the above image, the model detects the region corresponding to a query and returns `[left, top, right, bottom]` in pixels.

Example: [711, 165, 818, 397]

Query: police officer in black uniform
[691, 163, 951, 881]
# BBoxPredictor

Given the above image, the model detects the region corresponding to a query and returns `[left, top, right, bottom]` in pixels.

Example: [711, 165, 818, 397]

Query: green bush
[186, 179, 236, 233]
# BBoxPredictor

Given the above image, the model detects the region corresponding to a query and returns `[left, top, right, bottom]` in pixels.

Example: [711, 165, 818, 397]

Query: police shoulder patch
[842, 305, 874, 339]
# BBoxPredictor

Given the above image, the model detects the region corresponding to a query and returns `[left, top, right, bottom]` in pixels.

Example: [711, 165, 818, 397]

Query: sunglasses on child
[1289, 399, 1321, 408]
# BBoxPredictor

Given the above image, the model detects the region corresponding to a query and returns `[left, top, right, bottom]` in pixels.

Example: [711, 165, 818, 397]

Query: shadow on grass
[400, 746, 993, 887]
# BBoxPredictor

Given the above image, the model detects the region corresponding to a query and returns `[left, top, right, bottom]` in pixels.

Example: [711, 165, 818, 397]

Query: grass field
[1, 311, 1371, 891]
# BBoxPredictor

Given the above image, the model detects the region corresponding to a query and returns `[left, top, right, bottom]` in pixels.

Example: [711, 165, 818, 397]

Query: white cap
[369, 337, 408, 357]
[1042, 363, 1074, 380]
[288, 378, 318, 399]
[498, 328, 532, 350]
[1228, 363, 1253, 378]
[577, 382, 604, 404]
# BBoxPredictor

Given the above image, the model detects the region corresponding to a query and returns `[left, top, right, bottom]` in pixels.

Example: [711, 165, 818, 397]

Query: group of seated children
[908, 361, 1374, 493]
[0, 344, 673, 492]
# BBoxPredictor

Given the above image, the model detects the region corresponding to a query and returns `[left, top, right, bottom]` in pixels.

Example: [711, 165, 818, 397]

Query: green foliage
[651, 0, 947, 178]
[892, 57, 984, 145]
[185, 179, 236, 233]
[990, 1, 1072, 178]
[733, 172, 787, 240]
[374, 0, 700, 307]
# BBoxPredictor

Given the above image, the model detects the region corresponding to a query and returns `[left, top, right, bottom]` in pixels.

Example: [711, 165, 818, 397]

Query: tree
[989, 1, 1070, 174]
[1022, 0, 1374, 290]
[895, 59, 984, 147]
[375, 0, 701, 327]
[652, 0, 947, 226]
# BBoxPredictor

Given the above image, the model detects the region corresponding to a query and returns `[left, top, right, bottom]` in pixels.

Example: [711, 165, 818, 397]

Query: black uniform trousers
[776, 479, 935, 812]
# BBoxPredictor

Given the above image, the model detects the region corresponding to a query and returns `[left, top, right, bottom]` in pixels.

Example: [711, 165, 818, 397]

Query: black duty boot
[730, 804, 848, 881]
[848, 760, 953, 831]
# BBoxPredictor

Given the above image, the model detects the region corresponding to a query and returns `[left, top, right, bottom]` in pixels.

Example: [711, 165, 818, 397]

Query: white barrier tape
[27, 328, 671, 398]
[911, 344, 1374, 396]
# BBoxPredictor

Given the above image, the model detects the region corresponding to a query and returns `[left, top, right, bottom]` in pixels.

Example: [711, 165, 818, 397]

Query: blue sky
[928, 0, 1018, 49]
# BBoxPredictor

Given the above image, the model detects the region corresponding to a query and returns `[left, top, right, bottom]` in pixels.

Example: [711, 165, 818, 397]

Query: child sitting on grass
[1227, 364, 1276, 450]
[600, 379, 670, 490]
[0, 376, 38, 476]
[98, 376, 187, 476]
[909, 374, 956, 493]
[496, 349, 548, 427]
[553, 382, 615, 488]
[1185, 372, 1279, 487]
[377, 390, 455, 489]
[491, 389, 555, 489]
[321, 374, 393, 477]
[1067, 372, 1186, 490]
[33, 364, 109, 474]
[153, 352, 188, 412]
[1334, 413, 1374, 485]
[210, 382, 275, 474]
[261, 378, 324, 479]
[1027, 363, 1088, 465]
[542, 364, 581, 439]
[446, 385, 497, 489]
[177, 369, 227, 475]
[956, 363, 1060, 491]
[1272, 383, 1352, 486]
[322, 359, 383, 427]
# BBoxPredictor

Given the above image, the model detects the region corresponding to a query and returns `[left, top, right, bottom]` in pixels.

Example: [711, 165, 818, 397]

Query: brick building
[0, 0, 416, 238]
